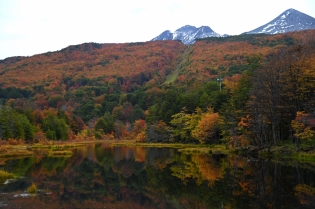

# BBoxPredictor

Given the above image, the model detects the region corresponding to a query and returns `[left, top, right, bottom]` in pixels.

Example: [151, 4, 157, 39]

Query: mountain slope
[0, 41, 186, 88]
[1, 30, 315, 89]
[181, 30, 315, 84]
[151, 25, 221, 44]
[244, 8, 315, 34]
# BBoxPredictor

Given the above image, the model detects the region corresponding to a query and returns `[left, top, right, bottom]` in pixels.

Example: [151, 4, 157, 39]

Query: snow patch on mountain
[152, 8, 315, 44]
[151, 25, 221, 44]
[244, 8, 315, 34]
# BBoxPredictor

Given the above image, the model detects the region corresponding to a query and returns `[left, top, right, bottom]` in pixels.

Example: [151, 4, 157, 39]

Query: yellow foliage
[135, 132, 146, 142]
[292, 111, 315, 141]
[94, 95, 105, 104]
[295, 184, 315, 197]
[0, 170, 15, 182]
[43, 108, 58, 116]
[27, 183, 37, 194]
[94, 103, 102, 110]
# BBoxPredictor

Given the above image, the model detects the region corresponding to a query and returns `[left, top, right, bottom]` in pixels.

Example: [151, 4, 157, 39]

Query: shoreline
[0, 140, 315, 163]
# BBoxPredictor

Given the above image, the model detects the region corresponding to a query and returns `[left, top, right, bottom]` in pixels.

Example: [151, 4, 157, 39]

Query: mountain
[244, 8, 315, 34]
[151, 25, 221, 44]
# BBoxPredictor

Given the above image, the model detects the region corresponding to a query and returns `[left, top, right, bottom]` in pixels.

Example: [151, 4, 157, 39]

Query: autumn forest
[0, 30, 315, 148]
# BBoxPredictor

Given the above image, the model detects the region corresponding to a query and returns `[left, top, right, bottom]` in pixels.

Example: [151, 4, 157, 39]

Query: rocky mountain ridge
[152, 8, 315, 44]
[244, 8, 315, 34]
[151, 25, 221, 44]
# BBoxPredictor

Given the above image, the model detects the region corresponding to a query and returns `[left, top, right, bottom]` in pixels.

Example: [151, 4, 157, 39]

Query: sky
[0, 0, 314, 60]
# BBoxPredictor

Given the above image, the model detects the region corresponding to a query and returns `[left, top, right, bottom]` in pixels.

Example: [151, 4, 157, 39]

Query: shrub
[27, 183, 37, 194]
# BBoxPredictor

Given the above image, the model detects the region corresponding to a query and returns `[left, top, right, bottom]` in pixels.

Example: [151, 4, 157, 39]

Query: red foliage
[0, 41, 186, 88]
[32, 109, 44, 125]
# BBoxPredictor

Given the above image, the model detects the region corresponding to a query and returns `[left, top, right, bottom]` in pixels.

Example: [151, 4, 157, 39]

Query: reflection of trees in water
[0, 146, 315, 208]
[170, 154, 225, 186]
[238, 160, 315, 209]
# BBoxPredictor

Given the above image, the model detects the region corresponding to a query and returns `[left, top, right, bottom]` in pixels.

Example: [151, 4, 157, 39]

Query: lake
[0, 144, 315, 209]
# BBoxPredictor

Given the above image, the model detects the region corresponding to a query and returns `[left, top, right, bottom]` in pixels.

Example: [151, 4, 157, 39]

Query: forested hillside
[0, 41, 185, 88]
[0, 30, 314, 148]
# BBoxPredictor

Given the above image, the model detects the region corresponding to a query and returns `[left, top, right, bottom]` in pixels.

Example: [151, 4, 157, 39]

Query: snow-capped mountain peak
[244, 8, 315, 34]
[151, 25, 221, 44]
[152, 9, 315, 44]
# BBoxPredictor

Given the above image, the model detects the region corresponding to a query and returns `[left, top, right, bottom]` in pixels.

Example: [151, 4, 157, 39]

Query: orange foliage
[33, 130, 47, 143]
[146, 87, 165, 100]
[133, 147, 146, 162]
[192, 155, 223, 183]
[223, 74, 242, 92]
[192, 110, 220, 143]
[229, 135, 249, 147]
[7, 139, 19, 145]
[177, 30, 315, 83]
[1, 30, 314, 91]
[238, 115, 250, 128]
[132, 120, 147, 142]
[43, 108, 58, 117]
[0, 41, 185, 88]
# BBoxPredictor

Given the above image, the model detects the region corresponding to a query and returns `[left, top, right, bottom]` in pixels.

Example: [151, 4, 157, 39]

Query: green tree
[48, 94, 65, 108]
[95, 112, 114, 134]
[0, 107, 12, 139]
[43, 114, 68, 140]
[0, 106, 35, 141]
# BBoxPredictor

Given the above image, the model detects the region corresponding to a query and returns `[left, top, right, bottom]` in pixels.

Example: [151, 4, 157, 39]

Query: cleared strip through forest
[162, 45, 191, 85]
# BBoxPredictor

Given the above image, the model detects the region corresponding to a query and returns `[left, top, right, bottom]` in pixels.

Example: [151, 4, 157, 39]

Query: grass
[292, 153, 315, 162]
[113, 141, 202, 149]
[163, 67, 180, 85]
[113, 141, 187, 148]
[32, 143, 83, 150]
[248, 141, 315, 162]
[0, 145, 7, 153]
[0, 146, 33, 158]
[0, 141, 82, 158]
[0, 170, 15, 179]
[48, 150, 73, 157]
[162, 46, 191, 85]
[113, 141, 233, 154]
[0, 170, 16, 183]
[3, 139, 315, 162]
[178, 144, 231, 154]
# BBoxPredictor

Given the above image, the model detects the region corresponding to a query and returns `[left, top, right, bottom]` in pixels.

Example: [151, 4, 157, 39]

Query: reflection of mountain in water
[0, 144, 315, 208]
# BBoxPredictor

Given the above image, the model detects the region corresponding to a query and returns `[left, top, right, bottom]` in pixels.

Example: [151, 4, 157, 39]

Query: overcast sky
[0, 0, 314, 60]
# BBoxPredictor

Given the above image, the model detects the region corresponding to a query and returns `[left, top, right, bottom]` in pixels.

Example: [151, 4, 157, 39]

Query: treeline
[198, 33, 296, 47]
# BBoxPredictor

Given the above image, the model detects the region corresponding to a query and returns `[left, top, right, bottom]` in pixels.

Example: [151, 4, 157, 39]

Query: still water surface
[0, 144, 315, 209]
